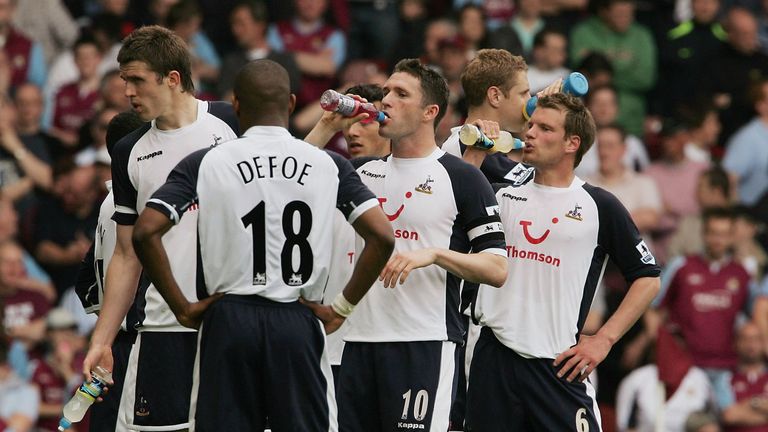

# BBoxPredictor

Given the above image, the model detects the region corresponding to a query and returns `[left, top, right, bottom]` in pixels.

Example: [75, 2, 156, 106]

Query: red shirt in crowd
[52, 82, 100, 136]
[726, 368, 768, 432]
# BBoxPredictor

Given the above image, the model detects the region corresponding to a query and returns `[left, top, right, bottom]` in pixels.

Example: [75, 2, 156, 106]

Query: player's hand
[553, 333, 612, 383]
[178, 294, 224, 330]
[538, 78, 563, 98]
[83, 343, 114, 401]
[300, 299, 346, 334]
[471, 119, 500, 142]
[379, 248, 438, 288]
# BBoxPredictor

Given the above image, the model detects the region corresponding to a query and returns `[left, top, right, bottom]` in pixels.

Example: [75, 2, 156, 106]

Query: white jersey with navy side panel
[147, 126, 378, 302]
[110, 100, 238, 332]
[344, 149, 506, 343]
[474, 177, 661, 359]
[322, 210, 357, 365]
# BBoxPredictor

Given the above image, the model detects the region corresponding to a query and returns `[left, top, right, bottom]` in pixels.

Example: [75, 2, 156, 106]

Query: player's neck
[155, 94, 198, 131]
[466, 106, 502, 127]
[533, 164, 575, 188]
[391, 128, 437, 158]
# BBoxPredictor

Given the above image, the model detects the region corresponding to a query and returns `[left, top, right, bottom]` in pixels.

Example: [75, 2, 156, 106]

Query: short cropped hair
[117, 25, 195, 93]
[393, 58, 449, 129]
[345, 84, 384, 103]
[461, 49, 527, 108]
[536, 93, 596, 167]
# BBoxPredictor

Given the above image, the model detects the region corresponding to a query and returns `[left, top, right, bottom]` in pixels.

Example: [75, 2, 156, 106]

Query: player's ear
[167, 70, 181, 89]
[423, 103, 439, 123]
[288, 94, 297, 116]
[487, 86, 502, 108]
[565, 134, 581, 155]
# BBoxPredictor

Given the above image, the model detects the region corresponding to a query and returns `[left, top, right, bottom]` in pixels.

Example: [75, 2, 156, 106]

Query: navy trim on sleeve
[207, 101, 240, 135]
[325, 150, 377, 221]
[149, 147, 213, 224]
[111, 123, 151, 225]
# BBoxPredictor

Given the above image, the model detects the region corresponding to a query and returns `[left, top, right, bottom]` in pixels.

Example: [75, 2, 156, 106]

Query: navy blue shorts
[119, 331, 197, 430]
[465, 327, 601, 431]
[191, 294, 335, 432]
[338, 340, 457, 432]
[89, 329, 135, 432]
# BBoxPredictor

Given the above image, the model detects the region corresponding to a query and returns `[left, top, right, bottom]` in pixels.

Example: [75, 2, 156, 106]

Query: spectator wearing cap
[723, 78, 768, 207]
[570, 0, 656, 136]
[0, 336, 39, 432]
[218, 1, 301, 99]
[31, 307, 86, 432]
[645, 119, 710, 264]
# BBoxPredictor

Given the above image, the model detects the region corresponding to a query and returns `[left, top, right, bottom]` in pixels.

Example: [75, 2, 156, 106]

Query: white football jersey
[473, 176, 660, 358]
[111, 100, 239, 331]
[148, 126, 378, 302]
[322, 210, 357, 365]
[344, 149, 506, 343]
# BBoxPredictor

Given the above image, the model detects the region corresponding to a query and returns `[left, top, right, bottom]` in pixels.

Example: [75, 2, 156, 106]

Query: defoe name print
[237, 155, 312, 186]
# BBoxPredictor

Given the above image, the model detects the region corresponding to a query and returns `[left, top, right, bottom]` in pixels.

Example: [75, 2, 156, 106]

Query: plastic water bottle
[459, 124, 524, 153]
[57, 366, 112, 431]
[523, 72, 589, 120]
[320, 90, 387, 122]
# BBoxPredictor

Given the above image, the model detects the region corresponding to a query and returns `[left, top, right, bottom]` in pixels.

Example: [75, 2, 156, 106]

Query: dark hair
[576, 52, 614, 78]
[167, 0, 202, 29]
[393, 58, 449, 129]
[702, 206, 735, 226]
[106, 111, 145, 156]
[345, 84, 384, 103]
[677, 101, 717, 130]
[699, 165, 731, 198]
[0, 336, 7, 365]
[536, 93, 596, 167]
[89, 13, 123, 45]
[461, 49, 527, 108]
[732, 204, 759, 224]
[117, 25, 195, 93]
[233, 0, 268, 22]
[73, 34, 100, 53]
[584, 84, 618, 106]
[533, 28, 566, 49]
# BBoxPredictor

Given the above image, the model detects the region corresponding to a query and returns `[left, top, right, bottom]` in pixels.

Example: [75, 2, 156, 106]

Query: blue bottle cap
[58, 418, 72, 431]
[375, 111, 386, 122]
[563, 72, 589, 97]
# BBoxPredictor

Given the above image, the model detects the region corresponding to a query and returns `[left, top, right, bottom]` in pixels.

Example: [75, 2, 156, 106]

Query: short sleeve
[111, 127, 148, 225]
[146, 148, 211, 224]
[440, 155, 506, 255]
[585, 184, 661, 284]
[326, 151, 377, 224]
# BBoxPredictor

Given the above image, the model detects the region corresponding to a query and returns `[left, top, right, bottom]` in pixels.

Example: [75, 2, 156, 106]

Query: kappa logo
[501, 193, 527, 202]
[378, 191, 412, 222]
[136, 150, 163, 162]
[415, 175, 434, 194]
[361, 169, 385, 179]
[520, 218, 559, 245]
[565, 203, 583, 221]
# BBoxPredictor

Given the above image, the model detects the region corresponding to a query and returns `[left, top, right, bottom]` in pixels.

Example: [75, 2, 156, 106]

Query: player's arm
[459, 119, 501, 169]
[303, 95, 369, 148]
[83, 223, 141, 382]
[380, 249, 507, 288]
[555, 187, 661, 382]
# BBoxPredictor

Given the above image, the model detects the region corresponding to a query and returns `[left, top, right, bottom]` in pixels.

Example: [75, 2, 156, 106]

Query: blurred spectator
[684, 411, 721, 432]
[587, 124, 662, 236]
[50, 35, 103, 148]
[0, 336, 38, 432]
[218, 1, 301, 99]
[454, 0, 514, 30]
[680, 103, 722, 164]
[437, 36, 469, 104]
[0, 198, 54, 302]
[421, 18, 458, 67]
[575, 51, 614, 88]
[527, 28, 570, 94]
[707, 7, 768, 145]
[1, 240, 51, 352]
[167, 0, 221, 95]
[31, 308, 86, 432]
[653, 208, 753, 382]
[0, 90, 53, 213]
[668, 166, 733, 260]
[508, 0, 545, 57]
[12, 0, 78, 66]
[657, 0, 726, 118]
[570, 0, 657, 136]
[267, 0, 346, 108]
[33, 161, 99, 297]
[457, 4, 489, 56]
[346, 0, 399, 62]
[0, 0, 46, 90]
[732, 205, 767, 280]
[616, 326, 713, 432]
[99, 69, 131, 111]
[646, 120, 709, 263]
[390, 0, 430, 64]
[723, 79, 768, 206]
[716, 321, 768, 431]
[577, 85, 650, 177]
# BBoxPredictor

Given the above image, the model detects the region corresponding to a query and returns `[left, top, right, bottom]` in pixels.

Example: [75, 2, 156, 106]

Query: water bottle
[523, 72, 589, 120]
[57, 366, 112, 431]
[460, 124, 524, 153]
[320, 90, 387, 122]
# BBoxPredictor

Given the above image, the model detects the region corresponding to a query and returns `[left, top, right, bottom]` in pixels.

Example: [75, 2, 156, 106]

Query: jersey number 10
[241, 200, 313, 286]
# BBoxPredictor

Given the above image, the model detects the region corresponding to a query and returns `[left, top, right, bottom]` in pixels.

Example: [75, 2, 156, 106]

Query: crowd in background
[1, 0, 768, 431]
